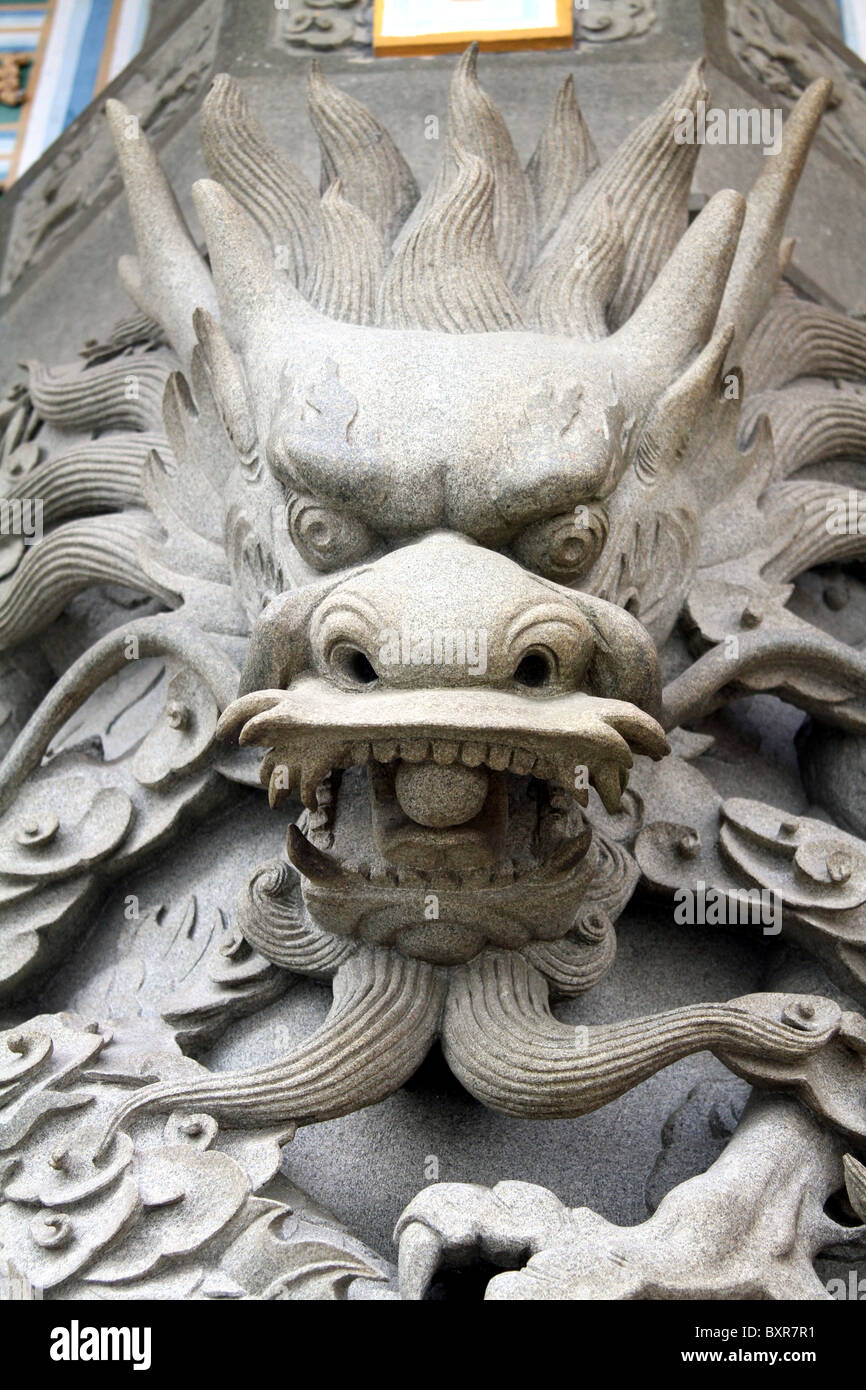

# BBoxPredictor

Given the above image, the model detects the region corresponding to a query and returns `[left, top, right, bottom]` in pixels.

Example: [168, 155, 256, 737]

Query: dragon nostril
[335, 646, 378, 686]
[513, 652, 552, 688]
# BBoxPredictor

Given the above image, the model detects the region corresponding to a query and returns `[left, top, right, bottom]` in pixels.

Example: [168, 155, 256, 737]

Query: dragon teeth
[510, 749, 536, 774]
[591, 763, 626, 814]
[400, 740, 428, 762]
[268, 761, 299, 808]
[300, 757, 337, 808]
[287, 824, 340, 882]
[432, 740, 460, 764]
[261, 738, 631, 819]
[259, 750, 277, 789]
[373, 741, 399, 762]
[547, 826, 593, 872]
[460, 743, 487, 766]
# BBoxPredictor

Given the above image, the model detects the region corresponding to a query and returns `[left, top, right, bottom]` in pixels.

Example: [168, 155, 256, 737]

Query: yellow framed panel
[373, 0, 573, 56]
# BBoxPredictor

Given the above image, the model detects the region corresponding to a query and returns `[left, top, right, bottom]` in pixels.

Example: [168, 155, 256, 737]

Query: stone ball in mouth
[394, 760, 490, 828]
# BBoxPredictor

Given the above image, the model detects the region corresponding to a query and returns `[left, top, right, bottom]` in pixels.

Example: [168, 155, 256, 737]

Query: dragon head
[93, 49, 834, 967]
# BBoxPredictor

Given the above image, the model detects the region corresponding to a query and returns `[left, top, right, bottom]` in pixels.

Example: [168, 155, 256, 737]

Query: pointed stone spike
[378, 141, 524, 332]
[300, 756, 332, 809]
[192, 307, 257, 457]
[287, 824, 341, 882]
[614, 189, 746, 397]
[200, 72, 321, 288]
[526, 75, 598, 250]
[269, 760, 299, 808]
[634, 323, 735, 482]
[307, 58, 419, 246]
[524, 191, 624, 339]
[717, 79, 833, 350]
[538, 61, 708, 329]
[446, 42, 535, 284]
[607, 59, 708, 327]
[592, 763, 623, 815]
[191, 178, 314, 348]
[305, 179, 387, 326]
[396, 43, 535, 288]
[106, 98, 217, 367]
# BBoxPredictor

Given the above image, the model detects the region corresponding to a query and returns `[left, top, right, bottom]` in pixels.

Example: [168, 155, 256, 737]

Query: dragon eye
[512, 504, 609, 584]
[286, 494, 375, 572]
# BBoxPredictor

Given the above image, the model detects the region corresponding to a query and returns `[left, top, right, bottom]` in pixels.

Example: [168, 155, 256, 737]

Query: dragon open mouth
[217, 678, 668, 963]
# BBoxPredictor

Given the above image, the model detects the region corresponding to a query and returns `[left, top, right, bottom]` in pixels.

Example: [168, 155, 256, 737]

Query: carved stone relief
[726, 0, 866, 170]
[1, 33, 866, 1302]
[0, 0, 224, 296]
[273, 0, 371, 53]
[271, 1, 657, 56]
[576, 0, 657, 44]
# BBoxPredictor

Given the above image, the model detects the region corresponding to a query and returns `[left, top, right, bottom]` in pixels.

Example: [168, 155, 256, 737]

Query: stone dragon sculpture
[2, 46, 866, 1299]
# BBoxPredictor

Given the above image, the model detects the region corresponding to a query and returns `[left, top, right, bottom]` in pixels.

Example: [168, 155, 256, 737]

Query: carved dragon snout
[217, 532, 668, 816]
